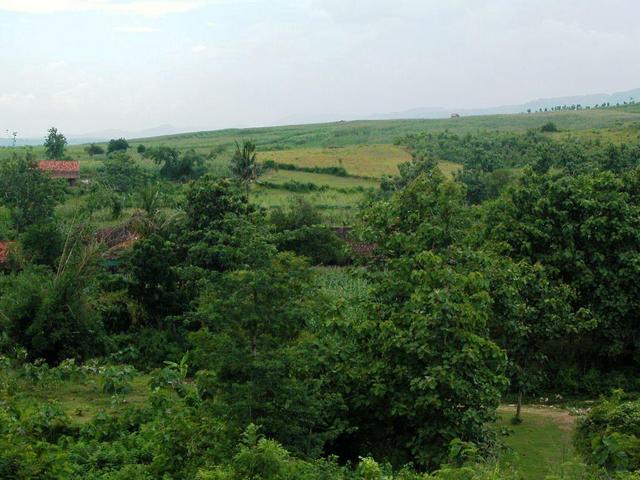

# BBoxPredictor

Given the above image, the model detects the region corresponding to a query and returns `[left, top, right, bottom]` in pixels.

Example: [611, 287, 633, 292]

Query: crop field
[260, 144, 411, 177]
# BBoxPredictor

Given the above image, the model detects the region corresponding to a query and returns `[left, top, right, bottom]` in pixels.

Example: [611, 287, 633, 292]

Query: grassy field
[496, 406, 578, 480]
[5, 373, 152, 424]
[2, 105, 637, 229]
[128, 106, 640, 152]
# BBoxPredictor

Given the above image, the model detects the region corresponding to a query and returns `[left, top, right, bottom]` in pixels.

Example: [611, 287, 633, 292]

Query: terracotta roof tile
[37, 161, 80, 173]
[0, 242, 9, 263]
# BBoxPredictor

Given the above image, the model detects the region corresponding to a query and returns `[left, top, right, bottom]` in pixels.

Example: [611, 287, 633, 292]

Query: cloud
[191, 44, 207, 53]
[0, 92, 37, 106]
[116, 25, 157, 33]
[0, 0, 208, 17]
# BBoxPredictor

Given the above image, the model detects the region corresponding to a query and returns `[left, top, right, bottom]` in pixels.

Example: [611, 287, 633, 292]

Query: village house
[0, 241, 10, 266]
[38, 160, 80, 186]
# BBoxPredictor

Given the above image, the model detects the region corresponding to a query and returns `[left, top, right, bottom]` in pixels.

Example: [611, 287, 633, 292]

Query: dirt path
[498, 404, 577, 431]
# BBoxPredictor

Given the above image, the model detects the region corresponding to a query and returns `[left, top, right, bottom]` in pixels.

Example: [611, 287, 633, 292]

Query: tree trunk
[515, 390, 523, 423]
[249, 334, 257, 423]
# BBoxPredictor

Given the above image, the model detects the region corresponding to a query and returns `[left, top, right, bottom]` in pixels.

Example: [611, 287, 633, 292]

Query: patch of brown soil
[498, 405, 578, 431]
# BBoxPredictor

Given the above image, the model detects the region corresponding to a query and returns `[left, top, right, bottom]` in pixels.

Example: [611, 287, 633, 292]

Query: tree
[472, 252, 590, 422]
[128, 233, 187, 326]
[190, 252, 345, 457]
[20, 221, 64, 267]
[0, 153, 64, 232]
[484, 169, 640, 387]
[44, 127, 67, 159]
[107, 137, 130, 154]
[184, 176, 252, 232]
[343, 251, 506, 468]
[347, 171, 506, 467]
[360, 169, 469, 260]
[230, 140, 260, 195]
[145, 146, 205, 181]
[85, 143, 105, 156]
[0, 227, 106, 363]
[97, 152, 144, 193]
[269, 198, 347, 265]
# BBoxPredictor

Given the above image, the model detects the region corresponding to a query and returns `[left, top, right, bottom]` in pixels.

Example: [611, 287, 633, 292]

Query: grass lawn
[5, 374, 152, 424]
[495, 406, 579, 480]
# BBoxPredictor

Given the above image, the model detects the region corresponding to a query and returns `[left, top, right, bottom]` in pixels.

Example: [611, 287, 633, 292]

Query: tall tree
[44, 127, 67, 159]
[0, 153, 64, 232]
[230, 140, 260, 195]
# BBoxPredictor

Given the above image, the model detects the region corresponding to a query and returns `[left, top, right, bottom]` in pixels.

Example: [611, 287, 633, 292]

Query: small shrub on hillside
[541, 121, 559, 132]
[100, 365, 136, 395]
[85, 143, 105, 156]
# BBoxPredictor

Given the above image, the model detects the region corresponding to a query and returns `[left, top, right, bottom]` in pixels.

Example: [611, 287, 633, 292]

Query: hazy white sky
[1, 0, 639, 137]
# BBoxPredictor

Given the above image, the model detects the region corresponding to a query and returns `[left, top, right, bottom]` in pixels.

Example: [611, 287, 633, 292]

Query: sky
[1, 0, 640, 137]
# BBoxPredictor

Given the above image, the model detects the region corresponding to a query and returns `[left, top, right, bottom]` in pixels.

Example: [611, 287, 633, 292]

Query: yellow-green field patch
[259, 144, 412, 178]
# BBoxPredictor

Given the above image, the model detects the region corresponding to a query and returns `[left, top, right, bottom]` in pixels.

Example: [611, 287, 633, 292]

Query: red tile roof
[0, 242, 9, 263]
[38, 161, 80, 178]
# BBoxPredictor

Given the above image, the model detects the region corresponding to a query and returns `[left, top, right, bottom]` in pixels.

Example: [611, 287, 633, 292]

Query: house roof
[0, 242, 9, 263]
[38, 161, 80, 177]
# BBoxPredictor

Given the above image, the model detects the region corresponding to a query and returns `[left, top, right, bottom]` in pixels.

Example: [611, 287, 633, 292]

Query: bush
[107, 138, 130, 154]
[270, 198, 348, 265]
[541, 122, 559, 132]
[575, 392, 640, 472]
[85, 143, 105, 156]
[262, 160, 349, 177]
[100, 365, 136, 395]
[20, 221, 64, 267]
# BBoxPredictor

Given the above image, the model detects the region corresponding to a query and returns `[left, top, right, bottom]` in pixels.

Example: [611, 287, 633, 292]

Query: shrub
[270, 198, 348, 265]
[100, 365, 136, 394]
[541, 121, 559, 132]
[107, 138, 130, 154]
[85, 143, 105, 156]
[575, 392, 640, 471]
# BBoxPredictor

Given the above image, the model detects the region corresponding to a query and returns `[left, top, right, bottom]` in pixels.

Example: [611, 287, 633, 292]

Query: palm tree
[230, 140, 260, 196]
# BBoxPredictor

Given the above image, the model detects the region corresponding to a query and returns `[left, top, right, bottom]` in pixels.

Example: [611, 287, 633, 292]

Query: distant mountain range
[0, 124, 194, 147]
[373, 88, 640, 120]
[2, 88, 639, 147]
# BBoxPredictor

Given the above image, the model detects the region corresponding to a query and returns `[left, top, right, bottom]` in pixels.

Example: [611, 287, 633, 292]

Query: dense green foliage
[144, 145, 205, 181]
[0, 153, 64, 232]
[270, 198, 347, 265]
[575, 392, 640, 472]
[4, 112, 640, 478]
[107, 138, 130, 155]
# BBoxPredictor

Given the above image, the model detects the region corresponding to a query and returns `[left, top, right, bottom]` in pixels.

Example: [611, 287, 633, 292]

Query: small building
[38, 160, 80, 186]
[0, 241, 11, 266]
[450, 113, 461, 119]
